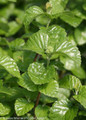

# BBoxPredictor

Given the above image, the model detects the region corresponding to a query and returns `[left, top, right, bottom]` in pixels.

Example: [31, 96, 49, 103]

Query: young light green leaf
[60, 11, 82, 27]
[59, 75, 82, 90]
[0, 103, 11, 116]
[24, 6, 44, 30]
[39, 80, 59, 98]
[49, 99, 78, 120]
[15, 98, 34, 116]
[35, 105, 49, 120]
[18, 72, 38, 92]
[28, 62, 56, 84]
[0, 56, 20, 78]
[73, 86, 86, 108]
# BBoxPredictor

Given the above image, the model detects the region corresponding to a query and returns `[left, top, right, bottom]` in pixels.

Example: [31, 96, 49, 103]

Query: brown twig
[34, 92, 41, 119]
[59, 70, 65, 79]
[34, 54, 39, 62]
[33, 54, 41, 119]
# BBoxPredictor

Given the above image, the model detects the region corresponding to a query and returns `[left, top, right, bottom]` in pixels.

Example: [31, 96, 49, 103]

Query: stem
[59, 70, 65, 79]
[34, 92, 41, 119]
[46, 19, 51, 28]
[34, 54, 39, 62]
[47, 57, 50, 67]
[33, 54, 41, 119]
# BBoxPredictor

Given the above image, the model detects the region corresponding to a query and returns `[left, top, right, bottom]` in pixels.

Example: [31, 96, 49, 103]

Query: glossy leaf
[73, 86, 86, 108]
[15, 98, 34, 116]
[60, 11, 82, 27]
[35, 105, 49, 120]
[24, 25, 81, 69]
[0, 103, 11, 116]
[47, 0, 68, 15]
[59, 75, 82, 91]
[18, 72, 38, 91]
[24, 30, 49, 58]
[28, 62, 56, 84]
[0, 55, 20, 78]
[39, 80, 59, 98]
[49, 99, 78, 120]
[24, 6, 44, 30]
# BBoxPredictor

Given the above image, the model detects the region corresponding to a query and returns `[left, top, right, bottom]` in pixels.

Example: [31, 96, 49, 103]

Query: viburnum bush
[0, 0, 86, 120]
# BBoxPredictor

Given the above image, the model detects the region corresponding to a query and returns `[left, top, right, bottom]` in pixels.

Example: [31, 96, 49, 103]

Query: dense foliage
[0, 0, 86, 120]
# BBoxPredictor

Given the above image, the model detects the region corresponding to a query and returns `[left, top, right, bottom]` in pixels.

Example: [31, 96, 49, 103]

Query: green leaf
[57, 88, 70, 100]
[47, 0, 68, 15]
[39, 80, 59, 98]
[6, 21, 21, 37]
[36, 14, 51, 25]
[59, 40, 81, 70]
[39, 80, 70, 99]
[18, 72, 38, 92]
[24, 25, 81, 70]
[40, 94, 57, 104]
[68, 34, 77, 46]
[0, 103, 11, 116]
[71, 66, 86, 79]
[24, 25, 67, 57]
[35, 105, 49, 120]
[60, 11, 82, 27]
[28, 62, 56, 84]
[59, 75, 82, 91]
[9, 38, 25, 50]
[0, 87, 25, 101]
[13, 51, 35, 72]
[0, 56, 20, 78]
[73, 86, 86, 108]
[0, 37, 9, 46]
[8, 0, 16, 2]
[24, 6, 44, 30]
[24, 30, 49, 57]
[15, 98, 34, 116]
[49, 99, 78, 120]
[74, 25, 86, 45]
